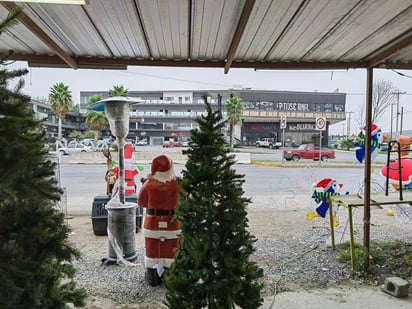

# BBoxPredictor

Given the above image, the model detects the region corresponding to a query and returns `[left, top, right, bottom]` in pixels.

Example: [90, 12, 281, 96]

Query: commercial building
[80, 89, 346, 146]
[29, 99, 87, 140]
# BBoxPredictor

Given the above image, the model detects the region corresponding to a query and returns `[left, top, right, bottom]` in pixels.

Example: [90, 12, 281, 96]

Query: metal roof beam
[10, 53, 412, 70]
[224, 0, 255, 74]
[368, 30, 412, 68]
[1, 2, 78, 69]
[10, 54, 226, 69]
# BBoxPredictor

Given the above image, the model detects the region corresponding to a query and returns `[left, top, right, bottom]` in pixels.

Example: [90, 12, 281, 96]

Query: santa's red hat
[151, 154, 175, 182]
[314, 178, 333, 190]
[362, 123, 380, 135]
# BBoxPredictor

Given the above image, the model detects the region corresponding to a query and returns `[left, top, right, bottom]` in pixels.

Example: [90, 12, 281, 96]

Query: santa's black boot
[146, 267, 162, 286]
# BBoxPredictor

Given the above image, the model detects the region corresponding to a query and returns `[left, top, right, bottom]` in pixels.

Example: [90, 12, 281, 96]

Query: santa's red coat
[138, 177, 180, 268]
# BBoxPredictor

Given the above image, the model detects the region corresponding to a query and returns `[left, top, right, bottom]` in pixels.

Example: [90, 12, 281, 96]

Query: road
[59, 145, 389, 164]
[238, 146, 388, 163]
[59, 162, 386, 216]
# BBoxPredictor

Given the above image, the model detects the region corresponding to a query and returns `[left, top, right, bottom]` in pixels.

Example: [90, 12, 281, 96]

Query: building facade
[80, 89, 346, 146]
[29, 99, 87, 140]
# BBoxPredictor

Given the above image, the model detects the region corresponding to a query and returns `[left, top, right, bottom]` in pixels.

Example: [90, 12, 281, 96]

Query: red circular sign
[315, 117, 326, 130]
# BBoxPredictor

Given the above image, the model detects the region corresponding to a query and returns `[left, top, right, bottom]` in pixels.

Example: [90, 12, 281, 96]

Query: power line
[391, 69, 412, 79]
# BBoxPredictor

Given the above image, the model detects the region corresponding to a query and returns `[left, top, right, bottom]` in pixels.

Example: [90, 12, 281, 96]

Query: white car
[135, 139, 148, 146]
[58, 143, 92, 155]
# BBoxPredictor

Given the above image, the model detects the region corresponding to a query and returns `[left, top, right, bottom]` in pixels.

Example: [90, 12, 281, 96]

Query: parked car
[135, 139, 148, 146]
[162, 140, 174, 148]
[255, 138, 281, 149]
[163, 140, 183, 148]
[58, 143, 92, 155]
[283, 143, 336, 161]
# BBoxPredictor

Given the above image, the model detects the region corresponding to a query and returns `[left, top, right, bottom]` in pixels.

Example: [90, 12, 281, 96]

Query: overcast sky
[10, 61, 412, 136]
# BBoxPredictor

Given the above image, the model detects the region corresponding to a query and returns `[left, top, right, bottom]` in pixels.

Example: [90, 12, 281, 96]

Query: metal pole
[395, 92, 400, 137]
[346, 111, 353, 137]
[393, 91, 406, 138]
[400, 106, 404, 135]
[328, 198, 335, 250]
[319, 130, 322, 165]
[363, 67, 373, 269]
[117, 138, 125, 203]
[390, 103, 394, 141]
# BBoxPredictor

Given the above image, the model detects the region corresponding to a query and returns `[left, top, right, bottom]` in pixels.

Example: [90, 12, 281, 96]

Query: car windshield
[298, 144, 306, 150]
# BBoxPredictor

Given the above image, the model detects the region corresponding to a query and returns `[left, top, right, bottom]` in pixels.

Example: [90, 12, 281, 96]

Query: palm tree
[85, 111, 108, 141]
[226, 94, 243, 147]
[109, 84, 129, 97]
[87, 94, 103, 106]
[48, 82, 73, 141]
[85, 95, 108, 141]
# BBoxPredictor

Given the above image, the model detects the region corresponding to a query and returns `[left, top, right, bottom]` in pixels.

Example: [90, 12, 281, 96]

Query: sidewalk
[262, 285, 412, 309]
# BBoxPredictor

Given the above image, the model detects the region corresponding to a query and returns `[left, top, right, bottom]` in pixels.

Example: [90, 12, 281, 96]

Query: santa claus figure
[138, 154, 180, 286]
[113, 143, 139, 195]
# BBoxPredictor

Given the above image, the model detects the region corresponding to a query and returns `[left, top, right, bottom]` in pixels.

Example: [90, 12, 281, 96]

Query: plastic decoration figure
[113, 143, 139, 195]
[137, 154, 181, 286]
[103, 147, 112, 169]
[105, 168, 117, 197]
[380, 135, 412, 190]
[354, 123, 383, 163]
[306, 178, 344, 227]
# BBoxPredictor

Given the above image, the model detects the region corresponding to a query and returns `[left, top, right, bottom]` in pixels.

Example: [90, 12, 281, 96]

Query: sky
[9, 61, 412, 136]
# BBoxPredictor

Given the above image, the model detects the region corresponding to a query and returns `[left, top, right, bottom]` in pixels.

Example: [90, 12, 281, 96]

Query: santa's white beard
[152, 169, 176, 183]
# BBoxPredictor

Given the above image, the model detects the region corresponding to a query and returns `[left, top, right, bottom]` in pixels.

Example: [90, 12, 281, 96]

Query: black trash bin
[91, 194, 143, 236]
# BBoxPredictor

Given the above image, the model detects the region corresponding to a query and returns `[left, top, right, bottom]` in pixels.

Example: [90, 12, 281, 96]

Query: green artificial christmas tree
[0, 7, 86, 309]
[164, 100, 263, 308]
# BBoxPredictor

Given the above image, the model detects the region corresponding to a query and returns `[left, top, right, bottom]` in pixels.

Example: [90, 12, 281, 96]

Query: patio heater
[99, 97, 138, 264]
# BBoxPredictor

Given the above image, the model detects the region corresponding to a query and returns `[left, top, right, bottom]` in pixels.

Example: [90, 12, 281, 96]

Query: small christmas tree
[0, 7, 86, 308]
[164, 99, 263, 308]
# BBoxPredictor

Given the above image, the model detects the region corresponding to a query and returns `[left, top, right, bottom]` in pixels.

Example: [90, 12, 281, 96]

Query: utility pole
[390, 102, 394, 141]
[400, 106, 404, 135]
[346, 111, 354, 137]
[392, 91, 406, 138]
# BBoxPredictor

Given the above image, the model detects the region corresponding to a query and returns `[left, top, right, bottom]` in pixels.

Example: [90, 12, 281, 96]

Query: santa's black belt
[146, 209, 175, 216]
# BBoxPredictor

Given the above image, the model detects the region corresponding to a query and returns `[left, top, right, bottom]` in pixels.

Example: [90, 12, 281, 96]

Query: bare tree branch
[353, 79, 399, 129]
[354, 100, 365, 129]
[372, 79, 397, 123]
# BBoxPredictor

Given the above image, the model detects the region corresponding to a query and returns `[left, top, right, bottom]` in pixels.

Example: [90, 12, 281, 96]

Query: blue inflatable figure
[307, 178, 343, 227]
[354, 123, 383, 163]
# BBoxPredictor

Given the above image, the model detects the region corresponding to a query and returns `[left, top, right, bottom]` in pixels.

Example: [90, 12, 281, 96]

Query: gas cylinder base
[146, 267, 162, 286]
[101, 251, 138, 266]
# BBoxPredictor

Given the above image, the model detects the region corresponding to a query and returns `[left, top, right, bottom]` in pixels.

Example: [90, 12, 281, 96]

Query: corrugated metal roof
[0, 0, 411, 72]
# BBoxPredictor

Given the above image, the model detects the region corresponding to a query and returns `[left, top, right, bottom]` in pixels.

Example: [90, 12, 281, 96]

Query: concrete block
[380, 276, 410, 298]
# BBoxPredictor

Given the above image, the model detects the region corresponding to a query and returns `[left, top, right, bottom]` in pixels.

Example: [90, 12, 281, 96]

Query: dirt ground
[67, 201, 412, 308]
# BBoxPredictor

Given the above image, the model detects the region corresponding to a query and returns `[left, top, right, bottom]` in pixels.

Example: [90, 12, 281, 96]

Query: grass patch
[337, 239, 412, 278]
[250, 160, 280, 167]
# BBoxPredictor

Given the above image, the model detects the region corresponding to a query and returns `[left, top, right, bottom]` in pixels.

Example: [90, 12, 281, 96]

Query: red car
[283, 144, 336, 161]
[163, 140, 182, 148]
[162, 141, 174, 148]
